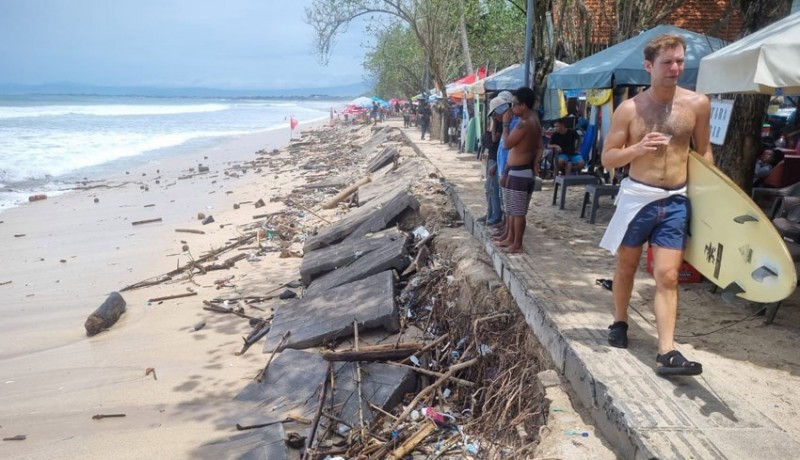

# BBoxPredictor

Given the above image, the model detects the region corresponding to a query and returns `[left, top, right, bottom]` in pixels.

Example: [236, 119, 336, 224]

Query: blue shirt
[497, 116, 519, 175]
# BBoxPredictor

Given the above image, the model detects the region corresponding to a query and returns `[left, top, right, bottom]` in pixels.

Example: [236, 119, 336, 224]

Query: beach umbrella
[547, 25, 726, 90]
[371, 97, 389, 107]
[341, 105, 368, 114]
[697, 11, 800, 95]
[349, 96, 374, 108]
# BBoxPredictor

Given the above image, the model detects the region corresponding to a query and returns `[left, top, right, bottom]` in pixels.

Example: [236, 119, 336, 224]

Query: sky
[0, 0, 373, 90]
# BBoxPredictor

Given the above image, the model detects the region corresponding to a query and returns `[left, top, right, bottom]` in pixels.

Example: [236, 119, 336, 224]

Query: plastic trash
[422, 407, 455, 428]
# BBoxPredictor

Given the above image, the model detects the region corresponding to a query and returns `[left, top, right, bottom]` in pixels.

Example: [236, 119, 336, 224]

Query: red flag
[290, 116, 299, 131]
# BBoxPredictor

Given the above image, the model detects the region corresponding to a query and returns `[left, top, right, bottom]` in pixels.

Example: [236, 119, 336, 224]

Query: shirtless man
[496, 87, 543, 254]
[600, 34, 712, 376]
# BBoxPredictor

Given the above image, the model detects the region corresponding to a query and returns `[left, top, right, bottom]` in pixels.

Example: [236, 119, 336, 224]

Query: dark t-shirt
[483, 122, 502, 161]
[550, 129, 580, 155]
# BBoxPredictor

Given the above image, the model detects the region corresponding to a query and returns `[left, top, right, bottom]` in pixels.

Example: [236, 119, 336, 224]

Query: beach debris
[322, 175, 372, 210]
[254, 198, 265, 208]
[175, 228, 205, 235]
[201, 215, 215, 225]
[197, 212, 205, 220]
[92, 413, 126, 420]
[278, 289, 297, 300]
[2, 435, 27, 441]
[192, 320, 206, 331]
[235, 320, 271, 356]
[0, 280, 12, 286]
[198, 164, 210, 173]
[131, 218, 163, 226]
[28, 194, 47, 202]
[147, 291, 197, 303]
[145, 367, 157, 380]
[285, 432, 306, 449]
[235, 418, 292, 431]
[14, 234, 26, 238]
[94, 198, 99, 203]
[255, 331, 290, 383]
[84, 291, 127, 336]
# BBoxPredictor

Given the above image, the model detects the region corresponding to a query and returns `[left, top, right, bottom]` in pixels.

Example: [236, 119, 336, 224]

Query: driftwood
[304, 361, 333, 460]
[175, 228, 205, 235]
[387, 421, 436, 460]
[322, 176, 371, 209]
[85, 292, 126, 336]
[120, 233, 256, 291]
[235, 320, 271, 356]
[321, 343, 421, 362]
[131, 218, 162, 226]
[255, 331, 290, 383]
[252, 210, 284, 220]
[148, 292, 197, 303]
[202, 303, 261, 321]
[202, 253, 247, 271]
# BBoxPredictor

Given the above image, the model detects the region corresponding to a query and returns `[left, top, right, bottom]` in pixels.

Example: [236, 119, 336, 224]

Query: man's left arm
[693, 94, 713, 162]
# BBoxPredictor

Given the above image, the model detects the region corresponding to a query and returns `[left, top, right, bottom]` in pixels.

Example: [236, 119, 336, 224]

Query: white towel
[599, 178, 687, 255]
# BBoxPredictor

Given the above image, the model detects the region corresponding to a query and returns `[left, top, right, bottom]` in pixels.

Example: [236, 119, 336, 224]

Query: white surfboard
[684, 151, 797, 303]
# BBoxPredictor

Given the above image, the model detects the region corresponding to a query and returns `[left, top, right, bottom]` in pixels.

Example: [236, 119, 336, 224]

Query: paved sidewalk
[397, 122, 800, 459]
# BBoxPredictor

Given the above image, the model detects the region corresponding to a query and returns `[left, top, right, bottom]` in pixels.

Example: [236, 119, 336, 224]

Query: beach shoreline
[0, 118, 334, 459]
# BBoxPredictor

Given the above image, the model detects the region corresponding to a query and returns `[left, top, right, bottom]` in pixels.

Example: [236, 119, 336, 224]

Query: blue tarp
[547, 25, 727, 90]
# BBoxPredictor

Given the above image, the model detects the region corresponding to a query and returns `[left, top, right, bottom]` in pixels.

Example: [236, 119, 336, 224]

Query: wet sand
[0, 121, 337, 459]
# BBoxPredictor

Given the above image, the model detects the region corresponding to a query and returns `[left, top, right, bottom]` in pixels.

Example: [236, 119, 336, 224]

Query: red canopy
[449, 67, 488, 86]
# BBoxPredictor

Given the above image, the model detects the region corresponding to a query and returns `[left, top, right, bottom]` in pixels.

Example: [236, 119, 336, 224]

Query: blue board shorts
[621, 194, 690, 250]
[557, 153, 583, 164]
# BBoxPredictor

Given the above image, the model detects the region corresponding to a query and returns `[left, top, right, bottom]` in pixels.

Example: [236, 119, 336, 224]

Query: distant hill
[0, 81, 373, 98]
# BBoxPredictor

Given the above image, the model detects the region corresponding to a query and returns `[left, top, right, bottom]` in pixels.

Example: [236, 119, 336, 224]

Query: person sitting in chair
[548, 118, 583, 175]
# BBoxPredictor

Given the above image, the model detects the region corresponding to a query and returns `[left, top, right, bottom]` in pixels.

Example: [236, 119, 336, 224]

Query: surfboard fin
[752, 265, 778, 282]
[720, 282, 745, 303]
[733, 214, 758, 224]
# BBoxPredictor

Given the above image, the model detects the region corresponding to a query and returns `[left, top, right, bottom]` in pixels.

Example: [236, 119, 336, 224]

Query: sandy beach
[0, 120, 340, 459]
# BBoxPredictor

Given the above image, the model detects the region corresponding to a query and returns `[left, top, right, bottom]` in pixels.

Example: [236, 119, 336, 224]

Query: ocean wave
[0, 129, 254, 183]
[0, 103, 231, 119]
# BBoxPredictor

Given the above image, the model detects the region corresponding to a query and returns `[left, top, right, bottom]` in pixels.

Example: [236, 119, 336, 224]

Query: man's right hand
[489, 165, 497, 176]
[635, 132, 671, 156]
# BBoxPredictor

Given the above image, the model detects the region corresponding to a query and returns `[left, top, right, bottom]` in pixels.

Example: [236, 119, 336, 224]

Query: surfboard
[684, 151, 797, 303]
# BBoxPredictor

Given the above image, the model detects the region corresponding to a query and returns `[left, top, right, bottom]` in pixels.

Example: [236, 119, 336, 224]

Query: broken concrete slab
[234, 349, 415, 437]
[356, 127, 391, 157]
[236, 348, 329, 406]
[196, 424, 288, 460]
[359, 158, 426, 205]
[306, 231, 409, 293]
[366, 146, 398, 173]
[263, 271, 399, 353]
[300, 227, 405, 285]
[302, 173, 354, 190]
[303, 189, 417, 252]
[344, 190, 419, 242]
[326, 360, 416, 428]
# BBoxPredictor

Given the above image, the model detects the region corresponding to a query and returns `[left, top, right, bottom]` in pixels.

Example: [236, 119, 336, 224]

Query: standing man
[419, 102, 432, 140]
[496, 87, 543, 254]
[549, 118, 583, 175]
[479, 96, 507, 226]
[599, 34, 712, 376]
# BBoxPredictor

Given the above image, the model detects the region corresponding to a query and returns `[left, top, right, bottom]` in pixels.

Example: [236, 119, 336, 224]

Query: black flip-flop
[595, 278, 613, 291]
[656, 350, 703, 376]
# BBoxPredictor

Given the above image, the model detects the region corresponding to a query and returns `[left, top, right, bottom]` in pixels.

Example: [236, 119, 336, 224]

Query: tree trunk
[713, 94, 770, 194]
[714, 0, 792, 193]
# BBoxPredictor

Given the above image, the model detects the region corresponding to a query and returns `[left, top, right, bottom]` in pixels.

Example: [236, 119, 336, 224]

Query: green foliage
[364, 22, 426, 99]
[463, 0, 527, 72]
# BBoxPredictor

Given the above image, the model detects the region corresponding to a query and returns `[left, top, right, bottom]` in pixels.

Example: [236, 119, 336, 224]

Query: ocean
[0, 94, 339, 211]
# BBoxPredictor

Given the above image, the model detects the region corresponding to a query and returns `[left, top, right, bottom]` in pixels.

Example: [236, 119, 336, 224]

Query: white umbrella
[697, 11, 800, 95]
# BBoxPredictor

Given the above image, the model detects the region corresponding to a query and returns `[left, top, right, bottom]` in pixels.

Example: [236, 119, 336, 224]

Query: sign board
[710, 100, 734, 145]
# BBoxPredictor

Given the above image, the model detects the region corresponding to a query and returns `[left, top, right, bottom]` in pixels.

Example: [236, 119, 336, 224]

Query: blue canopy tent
[547, 25, 726, 90]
